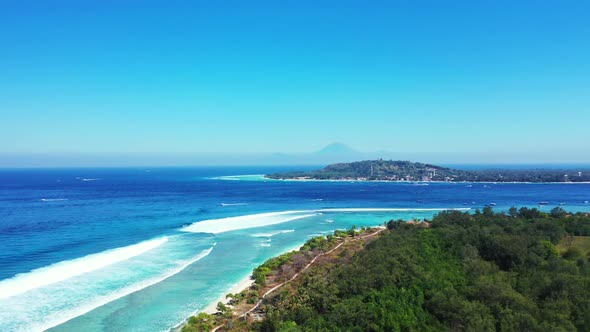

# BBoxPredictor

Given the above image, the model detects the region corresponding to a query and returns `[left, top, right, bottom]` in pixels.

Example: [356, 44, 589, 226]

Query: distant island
[266, 160, 590, 183]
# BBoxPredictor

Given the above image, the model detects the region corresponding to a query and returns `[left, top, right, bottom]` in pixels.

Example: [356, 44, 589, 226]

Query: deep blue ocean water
[0, 167, 589, 331]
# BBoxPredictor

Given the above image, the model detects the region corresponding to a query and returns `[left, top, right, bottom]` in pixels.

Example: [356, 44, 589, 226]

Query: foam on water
[40, 198, 69, 202]
[181, 208, 470, 234]
[0, 237, 168, 299]
[181, 211, 318, 234]
[251, 229, 295, 237]
[210, 175, 266, 181]
[0, 243, 215, 332]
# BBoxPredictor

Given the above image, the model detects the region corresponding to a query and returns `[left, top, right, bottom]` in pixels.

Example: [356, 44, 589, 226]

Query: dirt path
[211, 227, 385, 332]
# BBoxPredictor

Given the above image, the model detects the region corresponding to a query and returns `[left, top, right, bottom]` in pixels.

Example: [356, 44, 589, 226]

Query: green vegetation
[253, 229, 355, 285]
[182, 313, 217, 332]
[253, 251, 300, 285]
[248, 208, 590, 331]
[558, 236, 590, 258]
[300, 232, 340, 252]
[182, 228, 376, 332]
[267, 160, 590, 183]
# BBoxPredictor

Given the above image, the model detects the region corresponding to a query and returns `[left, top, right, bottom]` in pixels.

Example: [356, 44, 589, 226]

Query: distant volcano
[313, 143, 360, 156]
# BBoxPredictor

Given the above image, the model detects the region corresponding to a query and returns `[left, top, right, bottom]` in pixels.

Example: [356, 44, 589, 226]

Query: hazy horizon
[2, 143, 590, 168]
[1, 2, 589, 166]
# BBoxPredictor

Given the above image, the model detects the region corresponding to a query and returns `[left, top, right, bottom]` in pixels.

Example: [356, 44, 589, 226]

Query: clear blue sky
[1, 1, 589, 164]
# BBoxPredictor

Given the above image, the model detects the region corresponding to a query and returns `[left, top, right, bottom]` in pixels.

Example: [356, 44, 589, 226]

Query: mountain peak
[315, 143, 358, 155]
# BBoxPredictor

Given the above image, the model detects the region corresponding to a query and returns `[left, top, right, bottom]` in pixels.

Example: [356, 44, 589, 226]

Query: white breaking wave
[81, 178, 101, 182]
[11, 246, 215, 332]
[251, 230, 295, 237]
[181, 208, 470, 234]
[211, 175, 265, 181]
[0, 237, 168, 299]
[181, 211, 318, 234]
[40, 198, 69, 202]
[220, 203, 248, 206]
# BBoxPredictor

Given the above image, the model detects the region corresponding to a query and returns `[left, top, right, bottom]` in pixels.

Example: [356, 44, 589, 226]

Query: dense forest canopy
[266, 160, 590, 182]
[247, 208, 590, 331]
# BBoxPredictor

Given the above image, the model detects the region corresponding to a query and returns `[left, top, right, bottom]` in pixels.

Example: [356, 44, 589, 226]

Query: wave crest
[181, 208, 470, 234]
[181, 211, 318, 234]
[0, 244, 214, 332]
[0, 237, 168, 299]
[251, 230, 295, 237]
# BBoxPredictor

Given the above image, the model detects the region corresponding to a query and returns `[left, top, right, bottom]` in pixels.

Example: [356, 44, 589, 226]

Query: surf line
[28, 245, 216, 332]
[181, 207, 471, 234]
[0, 237, 169, 299]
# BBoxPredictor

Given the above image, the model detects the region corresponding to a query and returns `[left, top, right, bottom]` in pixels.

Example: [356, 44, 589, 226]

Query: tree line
[266, 160, 590, 182]
[251, 208, 590, 331]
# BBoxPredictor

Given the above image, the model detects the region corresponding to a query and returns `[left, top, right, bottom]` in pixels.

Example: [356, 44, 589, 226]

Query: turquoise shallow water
[0, 167, 589, 331]
[48, 210, 441, 332]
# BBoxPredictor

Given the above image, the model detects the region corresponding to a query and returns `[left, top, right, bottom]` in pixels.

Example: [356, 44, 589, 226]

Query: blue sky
[1, 1, 589, 165]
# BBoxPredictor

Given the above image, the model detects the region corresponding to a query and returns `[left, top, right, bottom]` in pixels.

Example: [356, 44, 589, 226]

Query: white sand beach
[202, 276, 255, 314]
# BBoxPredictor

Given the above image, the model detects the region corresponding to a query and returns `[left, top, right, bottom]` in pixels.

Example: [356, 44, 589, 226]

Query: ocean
[1, 166, 589, 332]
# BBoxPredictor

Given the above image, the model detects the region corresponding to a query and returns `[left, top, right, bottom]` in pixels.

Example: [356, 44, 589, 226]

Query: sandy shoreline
[201, 276, 256, 314]
[174, 243, 306, 331]
[264, 177, 590, 185]
[169, 275, 256, 331]
[211, 174, 590, 185]
[201, 243, 305, 316]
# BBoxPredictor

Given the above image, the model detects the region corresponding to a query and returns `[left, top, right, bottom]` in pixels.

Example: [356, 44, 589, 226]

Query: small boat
[538, 201, 549, 205]
[559, 202, 566, 205]
[489, 203, 497, 206]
